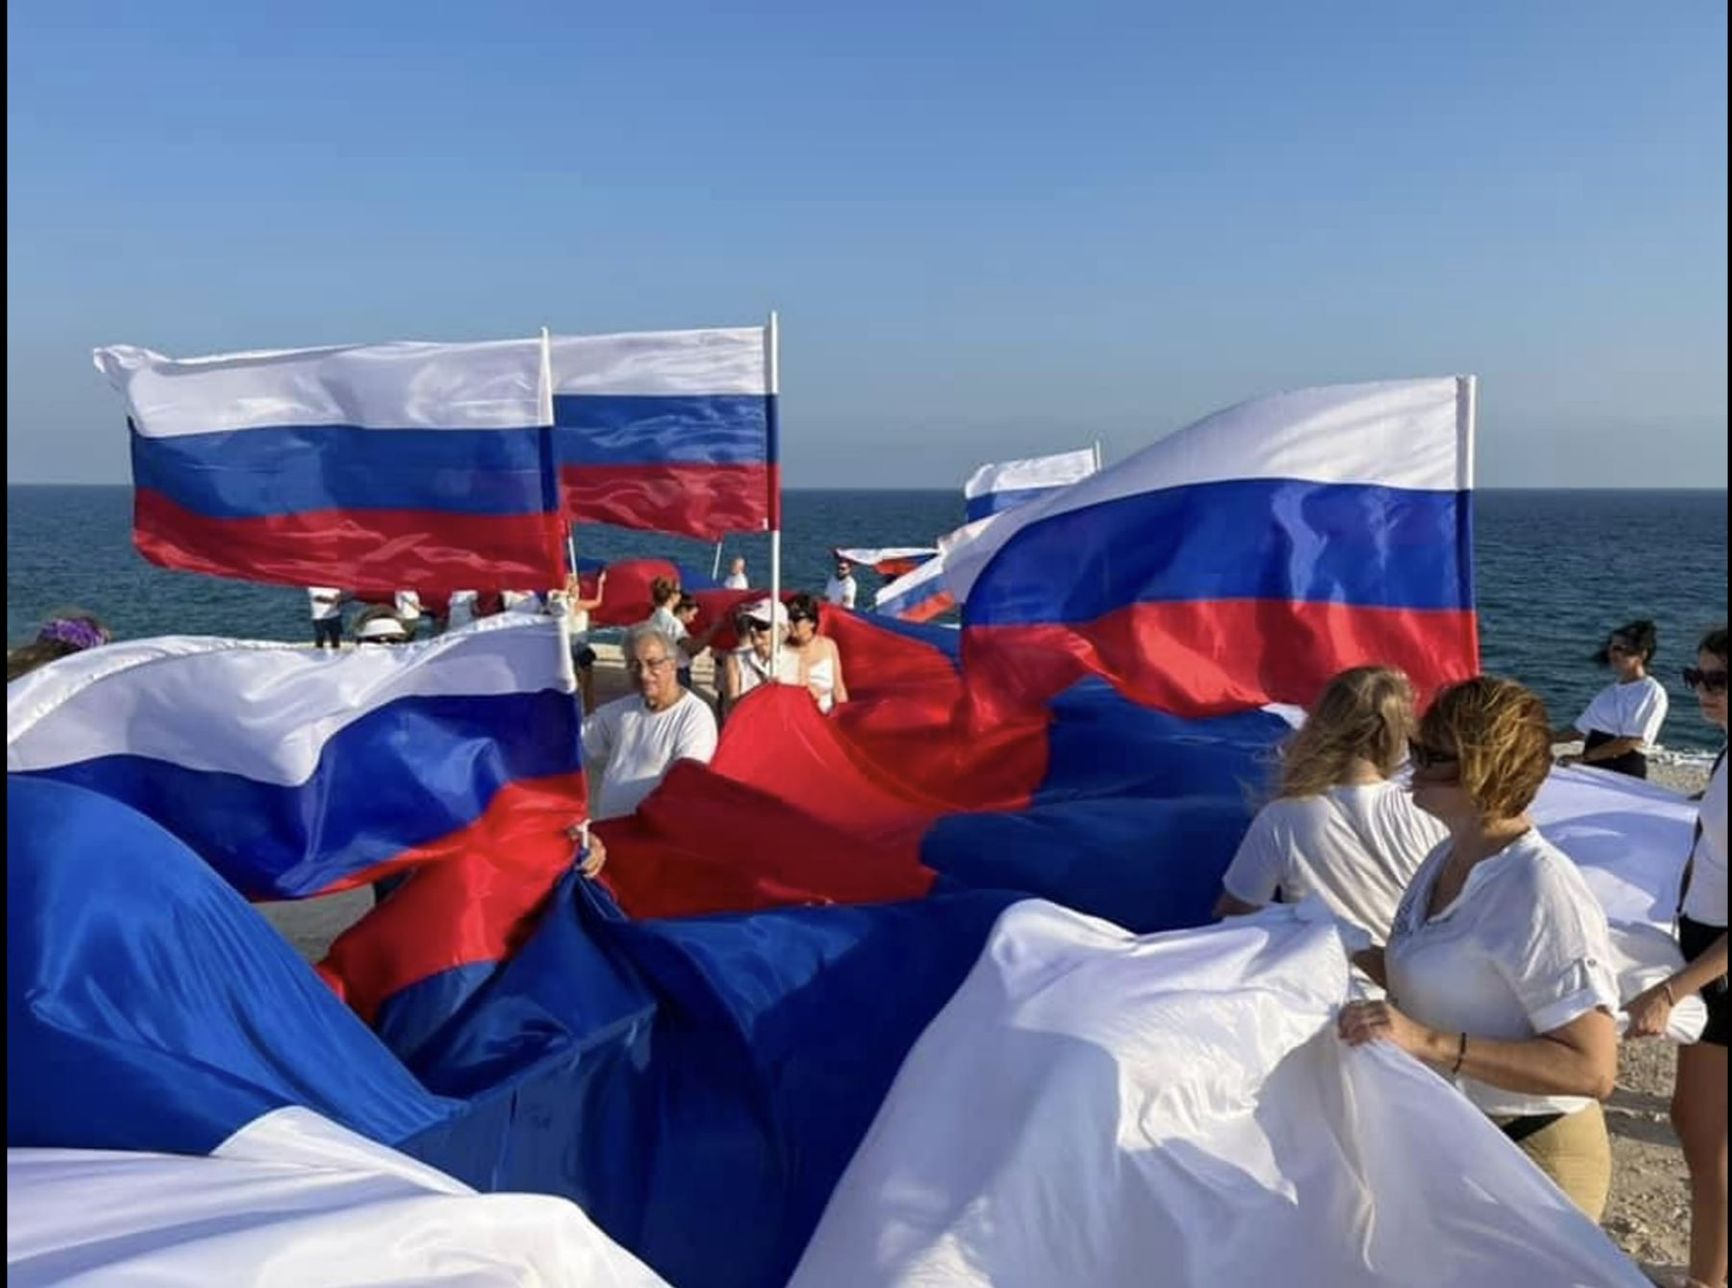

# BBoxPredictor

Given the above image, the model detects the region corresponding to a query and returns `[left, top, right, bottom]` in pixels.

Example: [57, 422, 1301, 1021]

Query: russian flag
[945, 378, 1479, 716]
[834, 547, 939, 578]
[962, 445, 1099, 521]
[550, 327, 777, 541]
[94, 340, 566, 594]
[874, 554, 954, 623]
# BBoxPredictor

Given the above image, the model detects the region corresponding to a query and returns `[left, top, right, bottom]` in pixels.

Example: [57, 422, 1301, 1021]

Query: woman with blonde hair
[1215, 665, 1447, 939]
[1340, 676, 1620, 1220]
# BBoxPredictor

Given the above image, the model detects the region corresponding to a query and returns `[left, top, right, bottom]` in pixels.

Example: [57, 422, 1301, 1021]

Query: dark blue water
[8, 487, 1727, 752]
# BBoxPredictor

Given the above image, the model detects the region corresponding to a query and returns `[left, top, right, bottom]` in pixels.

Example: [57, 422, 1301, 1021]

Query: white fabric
[832, 547, 939, 570]
[824, 574, 857, 610]
[942, 378, 1472, 604]
[547, 327, 767, 396]
[1220, 782, 1448, 938]
[791, 901, 1642, 1288]
[393, 590, 422, 622]
[447, 590, 479, 629]
[6, 615, 574, 781]
[1386, 831, 1621, 1117]
[93, 339, 545, 438]
[1682, 750, 1728, 926]
[1574, 676, 1668, 751]
[7, 1107, 667, 1287]
[583, 690, 717, 821]
[962, 446, 1098, 502]
[502, 590, 543, 614]
[306, 588, 342, 621]
[723, 573, 749, 590]
[796, 651, 837, 714]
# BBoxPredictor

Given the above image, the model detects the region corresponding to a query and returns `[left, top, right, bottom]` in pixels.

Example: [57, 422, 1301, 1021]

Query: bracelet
[1661, 982, 1677, 1006]
[1450, 1032, 1468, 1076]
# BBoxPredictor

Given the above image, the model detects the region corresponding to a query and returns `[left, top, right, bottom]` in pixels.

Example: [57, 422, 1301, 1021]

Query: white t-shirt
[824, 575, 857, 610]
[394, 591, 422, 622]
[1575, 676, 1668, 752]
[501, 590, 542, 614]
[1682, 750, 1729, 927]
[723, 572, 749, 591]
[1220, 782, 1448, 939]
[307, 588, 343, 621]
[1386, 830, 1620, 1118]
[735, 647, 800, 700]
[446, 591, 478, 629]
[648, 606, 688, 648]
[583, 690, 718, 821]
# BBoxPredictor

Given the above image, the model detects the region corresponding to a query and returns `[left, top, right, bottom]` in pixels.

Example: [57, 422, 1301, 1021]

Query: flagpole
[1092, 439, 1103, 474]
[766, 310, 782, 681]
[541, 326, 577, 694]
[711, 539, 724, 581]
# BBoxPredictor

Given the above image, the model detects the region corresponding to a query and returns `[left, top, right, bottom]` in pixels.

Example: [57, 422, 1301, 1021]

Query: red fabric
[961, 600, 1481, 721]
[587, 557, 682, 627]
[315, 771, 587, 1023]
[561, 463, 777, 542]
[134, 489, 565, 595]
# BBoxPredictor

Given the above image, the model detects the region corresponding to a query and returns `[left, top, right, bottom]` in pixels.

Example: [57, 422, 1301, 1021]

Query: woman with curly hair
[1340, 675, 1620, 1219]
[1215, 666, 1445, 939]
[6, 611, 112, 681]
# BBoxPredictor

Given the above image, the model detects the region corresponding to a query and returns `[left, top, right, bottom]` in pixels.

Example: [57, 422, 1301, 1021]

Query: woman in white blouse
[1214, 666, 1446, 941]
[1553, 619, 1669, 778]
[1340, 676, 1620, 1219]
[1624, 624, 1727, 1288]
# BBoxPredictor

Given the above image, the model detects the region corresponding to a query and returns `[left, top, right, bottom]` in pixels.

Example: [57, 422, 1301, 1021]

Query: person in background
[672, 594, 703, 690]
[1214, 666, 1446, 941]
[729, 598, 799, 715]
[446, 590, 480, 632]
[824, 557, 858, 610]
[644, 577, 721, 689]
[353, 606, 410, 646]
[308, 587, 345, 650]
[393, 590, 423, 642]
[583, 624, 718, 821]
[501, 589, 543, 614]
[1623, 625, 1728, 1288]
[723, 556, 749, 591]
[1552, 619, 1668, 778]
[7, 611, 112, 681]
[783, 592, 849, 714]
[549, 570, 607, 714]
[1340, 676, 1620, 1220]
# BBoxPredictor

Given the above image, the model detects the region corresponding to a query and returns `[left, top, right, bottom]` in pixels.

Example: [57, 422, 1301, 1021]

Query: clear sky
[7, 1, 1726, 487]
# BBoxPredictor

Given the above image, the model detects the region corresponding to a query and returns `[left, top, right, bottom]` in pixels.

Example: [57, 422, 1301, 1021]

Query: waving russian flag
[94, 340, 565, 593]
[946, 378, 1479, 715]
[962, 445, 1099, 521]
[550, 327, 776, 540]
[874, 555, 954, 623]
[834, 547, 939, 578]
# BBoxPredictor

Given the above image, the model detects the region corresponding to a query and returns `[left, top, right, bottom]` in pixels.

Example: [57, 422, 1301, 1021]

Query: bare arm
[1627, 930, 1730, 1037]
[1339, 1003, 1617, 1100]
[1551, 726, 1583, 743]
[1573, 735, 1645, 765]
[1213, 891, 1264, 919]
[828, 639, 849, 705]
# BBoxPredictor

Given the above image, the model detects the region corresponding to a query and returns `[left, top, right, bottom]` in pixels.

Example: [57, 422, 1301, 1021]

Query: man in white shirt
[394, 590, 423, 640]
[583, 624, 718, 821]
[308, 587, 345, 650]
[824, 557, 857, 611]
[723, 557, 749, 591]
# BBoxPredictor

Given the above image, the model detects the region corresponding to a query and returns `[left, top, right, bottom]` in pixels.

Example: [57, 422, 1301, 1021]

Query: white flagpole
[711, 540, 724, 581]
[540, 326, 576, 692]
[766, 311, 782, 681]
[1091, 439, 1104, 474]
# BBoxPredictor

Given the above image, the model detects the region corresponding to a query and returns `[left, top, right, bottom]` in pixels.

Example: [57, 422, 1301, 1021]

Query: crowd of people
[8, 587, 1727, 1284]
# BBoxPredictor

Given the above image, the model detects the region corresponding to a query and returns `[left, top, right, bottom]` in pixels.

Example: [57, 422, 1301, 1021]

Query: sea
[7, 486, 1728, 755]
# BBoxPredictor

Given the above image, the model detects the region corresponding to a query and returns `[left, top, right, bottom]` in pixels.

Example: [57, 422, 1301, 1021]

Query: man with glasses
[583, 624, 718, 821]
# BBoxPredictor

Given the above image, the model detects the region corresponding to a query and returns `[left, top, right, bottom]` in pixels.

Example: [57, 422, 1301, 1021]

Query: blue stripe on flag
[18, 690, 581, 899]
[131, 424, 554, 519]
[552, 394, 769, 466]
[963, 483, 1067, 522]
[965, 478, 1471, 626]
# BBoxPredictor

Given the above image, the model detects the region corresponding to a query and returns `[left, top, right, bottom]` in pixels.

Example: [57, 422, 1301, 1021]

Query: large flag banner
[874, 554, 954, 622]
[946, 378, 1479, 715]
[550, 327, 776, 541]
[962, 445, 1099, 521]
[94, 340, 565, 593]
[834, 546, 939, 577]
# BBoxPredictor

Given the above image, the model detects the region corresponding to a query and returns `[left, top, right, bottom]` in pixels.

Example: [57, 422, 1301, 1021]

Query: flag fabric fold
[961, 445, 1099, 521]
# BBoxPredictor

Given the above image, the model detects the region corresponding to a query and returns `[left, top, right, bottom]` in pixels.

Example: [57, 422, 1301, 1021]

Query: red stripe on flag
[134, 489, 565, 595]
[560, 463, 777, 540]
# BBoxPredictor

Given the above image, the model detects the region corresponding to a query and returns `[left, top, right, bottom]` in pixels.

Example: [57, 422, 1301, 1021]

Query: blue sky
[7, 1, 1726, 486]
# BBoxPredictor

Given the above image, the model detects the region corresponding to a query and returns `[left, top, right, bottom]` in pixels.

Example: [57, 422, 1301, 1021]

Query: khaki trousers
[1498, 1101, 1612, 1221]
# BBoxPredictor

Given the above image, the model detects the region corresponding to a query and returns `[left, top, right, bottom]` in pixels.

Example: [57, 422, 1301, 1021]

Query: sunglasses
[744, 620, 772, 634]
[1682, 667, 1729, 694]
[1409, 742, 1460, 770]
[787, 612, 815, 624]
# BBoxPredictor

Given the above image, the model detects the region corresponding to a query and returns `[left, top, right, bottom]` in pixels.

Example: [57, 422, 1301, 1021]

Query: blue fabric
[16, 689, 582, 898]
[130, 423, 550, 518]
[963, 482, 1065, 521]
[553, 394, 770, 465]
[964, 479, 1472, 624]
[6, 778, 458, 1155]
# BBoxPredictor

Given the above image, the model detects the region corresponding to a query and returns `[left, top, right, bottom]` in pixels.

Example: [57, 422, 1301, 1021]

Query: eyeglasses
[1409, 742, 1460, 770]
[625, 656, 674, 675]
[1682, 667, 1729, 694]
